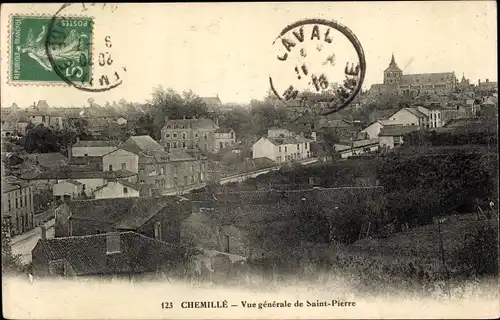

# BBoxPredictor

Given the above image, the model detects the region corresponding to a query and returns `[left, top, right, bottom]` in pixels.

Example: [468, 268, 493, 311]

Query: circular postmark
[269, 19, 366, 115]
[44, 3, 126, 92]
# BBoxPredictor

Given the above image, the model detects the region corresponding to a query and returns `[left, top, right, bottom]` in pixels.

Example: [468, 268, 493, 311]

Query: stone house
[160, 117, 219, 153]
[54, 196, 192, 242]
[214, 128, 236, 152]
[93, 180, 141, 199]
[31, 231, 182, 279]
[2, 176, 35, 235]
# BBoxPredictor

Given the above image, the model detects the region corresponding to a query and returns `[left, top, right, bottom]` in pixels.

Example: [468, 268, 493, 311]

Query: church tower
[383, 53, 403, 85]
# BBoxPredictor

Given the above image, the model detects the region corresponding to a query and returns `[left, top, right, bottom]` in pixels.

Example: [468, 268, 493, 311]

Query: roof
[168, 149, 195, 162]
[33, 232, 181, 276]
[200, 97, 222, 106]
[404, 107, 427, 118]
[68, 156, 103, 168]
[25, 152, 68, 168]
[20, 168, 136, 180]
[93, 179, 141, 193]
[162, 118, 218, 131]
[120, 136, 164, 154]
[68, 196, 190, 230]
[214, 127, 234, 133]
[72, 140, 119, 148]
[399, 72, 455, 86]
[319, 119, 351, 128]
[384, 54, 402, 73]
[138, 149, 170, 164]
[379, 125, 420, 136]
[58, 179, 83, 186]
[266, 135, 312, 146]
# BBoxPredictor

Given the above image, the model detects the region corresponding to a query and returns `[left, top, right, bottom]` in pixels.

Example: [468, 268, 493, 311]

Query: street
[11, 219, 55, 264]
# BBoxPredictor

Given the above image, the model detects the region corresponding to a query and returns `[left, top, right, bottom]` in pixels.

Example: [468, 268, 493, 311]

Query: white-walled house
[93, 180, 140, 199]
[71, 140, 119, 157]
[360, 119, 401, 139]
[386, 107, 429, 128]
[252, 135, 312, 163]
[378, 125, 420, 150]
[102, 148, 139, 173]
[53, 180, 84, 201]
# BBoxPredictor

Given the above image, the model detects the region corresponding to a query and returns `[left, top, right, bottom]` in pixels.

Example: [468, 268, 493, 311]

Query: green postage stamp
[9, 15, 93, 85]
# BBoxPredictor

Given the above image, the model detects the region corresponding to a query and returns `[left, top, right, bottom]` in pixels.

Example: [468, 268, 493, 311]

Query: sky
[1, 1, 497, 108]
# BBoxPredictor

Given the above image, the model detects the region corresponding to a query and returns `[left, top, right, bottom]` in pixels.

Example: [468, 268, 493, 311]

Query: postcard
[1, 2, 498, 319]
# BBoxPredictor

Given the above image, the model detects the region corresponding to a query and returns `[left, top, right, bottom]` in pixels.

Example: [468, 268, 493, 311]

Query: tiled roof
[118, 179, 141, 190]
[25, 152, 69, 168]
[20, 168, 136, 180]
[73, 140, 119, 148]
[399, 72, 455, 86]
[404, 107, 427, 118]
[33, 232, 181, 276]
[163, 118, 218, 130]
[68, 196, 190, 230]
[379, 125, 420, 136]
[267, 135, 312, 146]
[120, 136, 164, 154]
[138, 149, 170, 164]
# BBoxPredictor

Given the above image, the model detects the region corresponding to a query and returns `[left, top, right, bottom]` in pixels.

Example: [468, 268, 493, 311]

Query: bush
[453, 223, 499, 277]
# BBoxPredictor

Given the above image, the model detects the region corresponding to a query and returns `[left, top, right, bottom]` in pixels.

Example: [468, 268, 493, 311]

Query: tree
[24, 124, 60, 153]
[2, 217, 24, 275]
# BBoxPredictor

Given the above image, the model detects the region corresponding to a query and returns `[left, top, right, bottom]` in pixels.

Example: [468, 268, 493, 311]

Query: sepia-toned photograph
[1, 2, 498, 319]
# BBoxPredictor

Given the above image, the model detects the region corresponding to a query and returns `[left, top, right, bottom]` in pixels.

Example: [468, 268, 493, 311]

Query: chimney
[40, 224, 47, 240]
[486, 79, 489, 83]
[478, 79, 481, 85]
[165, 116, 169, 123]
[106, 232, 121, 254]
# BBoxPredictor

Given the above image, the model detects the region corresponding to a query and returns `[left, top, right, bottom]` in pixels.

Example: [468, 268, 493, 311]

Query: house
[252, 130, 313, 163]
[53, 180, 84, 202]
[160, 117, 219, 153]
[428, 105, 468, 128]
[360, 119, 401, 139]
[378, 125, 420, 150]
[102, 148, 139, 173]
[54, 196, 191, 242]
[2, 176, 35, 236]
[20, 168, 137, 197]
[334, 139, 380, 159]
[386, 107, 429, 128]
[93, 180, 141, 199]
[72, 140, 119, 157]
[110, 136, 208, 196]
[31, 231, 182, 279]
[317, 119, 356, 140]
[214, 128, 236, 152]
[2, 110, 31, 136]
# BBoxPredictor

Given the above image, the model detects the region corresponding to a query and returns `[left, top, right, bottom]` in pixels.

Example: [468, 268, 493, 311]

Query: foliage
[404, 129, 497, 147]
[1, 217, 25, 275]
[147, 86, 211, 139]
[453, 223, 499, 277]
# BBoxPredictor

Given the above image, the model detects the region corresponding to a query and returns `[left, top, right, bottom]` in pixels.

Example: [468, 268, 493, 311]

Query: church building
[370, 54, 458, 97]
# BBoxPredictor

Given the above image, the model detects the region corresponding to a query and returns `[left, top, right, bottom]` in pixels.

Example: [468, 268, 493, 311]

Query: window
[84, 153, 88, 156]
[278, 146, 281, 152]
[165, 133, 170, 138]
[121, 163, 126, 170]
[173, 142, 178, 148]
[220, 142, 223, 149]
[16, 198, 18, 209]
[230, 132, 234, 139]
[195, 132, 199, 138]
[20, 197, 23, 207]
[182, 132, 186, 139]
[174, 177, 178, 185]
[174, 165, 179, 174]
[204, 134, 207, 140]
[154, 222, 162, 241]
[82, 184, 86, 191]
[182, 142, 186, 148]
[8, 200, 11, 211]
[173, 133, 178, 138]
[160, 167, 164, 175]
[123, 187, 128, 194]
[109, 164, 113, 171]
[284, 146, 287, 152]
[184, 176, 188, 185]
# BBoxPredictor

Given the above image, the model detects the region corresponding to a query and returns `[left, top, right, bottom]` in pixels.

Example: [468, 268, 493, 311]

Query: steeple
[384, 53, 402, 73]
